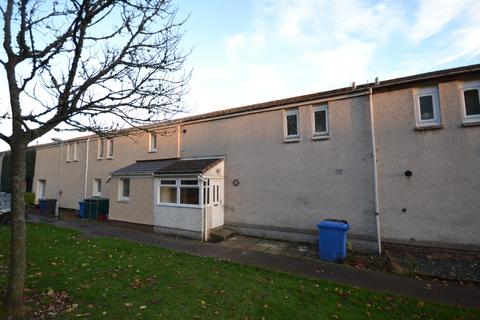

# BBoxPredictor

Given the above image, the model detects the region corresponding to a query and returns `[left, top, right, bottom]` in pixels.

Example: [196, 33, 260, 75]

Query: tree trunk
[3, 140, 27, 319]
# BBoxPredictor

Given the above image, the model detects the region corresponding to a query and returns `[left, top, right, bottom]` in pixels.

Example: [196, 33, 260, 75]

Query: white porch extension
[109, 157, 224, 241]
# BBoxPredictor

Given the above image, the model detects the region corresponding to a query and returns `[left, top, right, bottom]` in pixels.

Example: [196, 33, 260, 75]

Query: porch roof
[110, 158, 223, 177]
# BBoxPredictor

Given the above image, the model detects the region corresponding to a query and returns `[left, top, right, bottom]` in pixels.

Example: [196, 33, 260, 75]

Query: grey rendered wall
[180, 97, 376, 242]
[374, 81, 480, 247]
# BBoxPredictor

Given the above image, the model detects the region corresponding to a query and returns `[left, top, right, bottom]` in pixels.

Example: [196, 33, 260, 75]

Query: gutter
[368, 88, 382, 255]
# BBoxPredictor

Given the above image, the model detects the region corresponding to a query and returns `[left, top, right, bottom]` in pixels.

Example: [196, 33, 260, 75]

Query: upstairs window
[414, 87, 441, 128]
[97, 139, 104, 159]
[284, 108, 299, 141]
[462, 81, 480, 125]
[312, 105, 329, 138]
[118, 178, 130, 201]
[107, 139, 114, 159]
[66, 144, 71, 162]
[149, 132, 157, 152]
[73, 142, 78, 161]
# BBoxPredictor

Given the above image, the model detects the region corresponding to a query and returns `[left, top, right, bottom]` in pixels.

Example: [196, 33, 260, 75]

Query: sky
[1, 0, 480, 150]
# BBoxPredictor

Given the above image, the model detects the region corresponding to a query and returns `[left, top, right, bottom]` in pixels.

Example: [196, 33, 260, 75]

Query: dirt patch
[25, 289, 75, 319]
[344, 249, 480, 285]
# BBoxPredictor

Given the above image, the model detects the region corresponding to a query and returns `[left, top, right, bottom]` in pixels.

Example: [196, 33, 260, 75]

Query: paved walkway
[29, 216, 480, 309]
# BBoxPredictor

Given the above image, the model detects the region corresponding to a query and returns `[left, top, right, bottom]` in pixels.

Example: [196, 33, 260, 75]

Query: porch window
[180, 180, 200, 205]
[159, 180, 177, 204]
[158, 179, 200, 207]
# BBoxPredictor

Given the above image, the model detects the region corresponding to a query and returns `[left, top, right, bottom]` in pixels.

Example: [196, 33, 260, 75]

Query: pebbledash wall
[20, 64, 480, 251]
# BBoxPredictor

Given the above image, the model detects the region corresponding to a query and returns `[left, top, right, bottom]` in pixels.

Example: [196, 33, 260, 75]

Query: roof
[111, 158, 223, 177]
[12, 63, 480, 152]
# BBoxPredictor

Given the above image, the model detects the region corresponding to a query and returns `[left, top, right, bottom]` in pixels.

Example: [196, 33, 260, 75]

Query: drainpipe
[177, 125, 181, 159]
[368, 88, 382, 255]
[198, 174, 208, 241]
[83, 138, 90, 199]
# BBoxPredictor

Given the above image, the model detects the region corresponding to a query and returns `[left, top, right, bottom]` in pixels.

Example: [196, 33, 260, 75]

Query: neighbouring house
[1, 64, 479, 253]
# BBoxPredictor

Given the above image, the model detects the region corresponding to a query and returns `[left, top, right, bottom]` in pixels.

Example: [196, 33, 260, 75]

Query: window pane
[180, 187, 199, 205]
[464, 89, 480, 116]
[161, 180, 176, 185]
[314, 110, 327, 133]
[419, 95, 434, 120]
[122, 179, 130, 197]
[160, 186, 177, 203]
[181, 179, 198, 185]
[286, 114, 298, 136]
[108, 140, 113, 157]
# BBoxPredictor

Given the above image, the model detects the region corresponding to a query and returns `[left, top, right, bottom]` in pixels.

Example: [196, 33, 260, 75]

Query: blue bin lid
[317, 220, 349, 231]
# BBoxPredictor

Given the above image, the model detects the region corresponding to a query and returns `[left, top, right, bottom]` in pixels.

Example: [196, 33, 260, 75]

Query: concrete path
[29, 216, 480, 309]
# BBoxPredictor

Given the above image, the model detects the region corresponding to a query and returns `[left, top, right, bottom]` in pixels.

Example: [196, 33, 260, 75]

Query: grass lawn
[0, 224, 478, 319]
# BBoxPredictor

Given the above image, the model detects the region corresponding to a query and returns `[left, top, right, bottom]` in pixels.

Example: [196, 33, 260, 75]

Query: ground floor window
[118, 178, 130, 201]
[158, 178, 200, 207]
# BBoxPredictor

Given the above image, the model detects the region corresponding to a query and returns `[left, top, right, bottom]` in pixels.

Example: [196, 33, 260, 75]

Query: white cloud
[409, 0, 476, 44]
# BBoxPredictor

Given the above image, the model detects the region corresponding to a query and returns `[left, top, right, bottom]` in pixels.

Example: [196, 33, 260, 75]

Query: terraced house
[1, 64, 479, 253]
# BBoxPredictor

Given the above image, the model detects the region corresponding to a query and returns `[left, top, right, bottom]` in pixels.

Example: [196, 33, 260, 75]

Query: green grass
[0, 224, 478, 319]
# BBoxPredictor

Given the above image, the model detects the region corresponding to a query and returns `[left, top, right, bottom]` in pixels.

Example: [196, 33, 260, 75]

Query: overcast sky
[1, 0, 480, 150]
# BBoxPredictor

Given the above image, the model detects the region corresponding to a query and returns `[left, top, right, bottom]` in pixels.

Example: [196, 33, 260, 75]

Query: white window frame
[149, 132, 157, 152]
[93, 178, 102, 197]
[284, 108, 300, 141]
[73, 142, 78, 161]
[37, 179, 46, 199]
[66, 144, 71, 162]
[107, 139, 114, 159]
[157, 178, 201, 208]
[312, 104, 329, 139]
[414, 86, 441, 128]
[118, 178, 130, 202]
[97, 139, 104, 159]
[461, 80, 480, 125]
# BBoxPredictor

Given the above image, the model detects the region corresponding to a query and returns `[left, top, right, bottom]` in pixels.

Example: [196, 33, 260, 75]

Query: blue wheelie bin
[317, 219, 349, 262]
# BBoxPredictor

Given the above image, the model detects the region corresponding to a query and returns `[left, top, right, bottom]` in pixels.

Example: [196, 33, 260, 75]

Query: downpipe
[369, 88, 382, 255]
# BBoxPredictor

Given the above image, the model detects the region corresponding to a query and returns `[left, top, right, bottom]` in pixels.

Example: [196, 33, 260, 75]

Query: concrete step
[209, 228, 237, 243]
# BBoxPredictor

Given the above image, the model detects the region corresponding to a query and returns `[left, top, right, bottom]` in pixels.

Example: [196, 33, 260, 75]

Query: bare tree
[0, 0, 189, 317]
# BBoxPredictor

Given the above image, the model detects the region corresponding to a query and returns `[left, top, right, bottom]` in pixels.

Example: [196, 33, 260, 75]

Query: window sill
[414, 124, 443, 131]
[97, 157, 103, 160]
[106, 157, 114, 160]
[148, 150, 157, 153]
[312, 135, 330, 141]
[157, 202, 201, 209]
[284, 137, 300, 143]
[462, 119, 480, 127]
[73, 160, 78, 162]
[117, 199, 129, 203]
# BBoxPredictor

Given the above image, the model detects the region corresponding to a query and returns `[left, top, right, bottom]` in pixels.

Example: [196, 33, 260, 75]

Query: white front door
[209, 179, 224, 228]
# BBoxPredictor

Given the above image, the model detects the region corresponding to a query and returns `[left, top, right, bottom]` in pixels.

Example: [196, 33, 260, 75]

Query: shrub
[25, 192, 36, 206]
